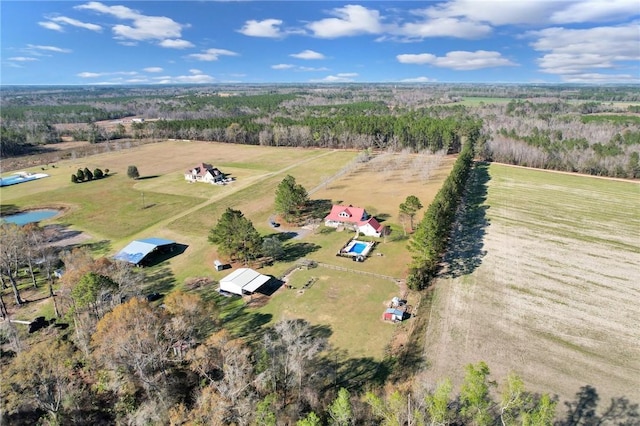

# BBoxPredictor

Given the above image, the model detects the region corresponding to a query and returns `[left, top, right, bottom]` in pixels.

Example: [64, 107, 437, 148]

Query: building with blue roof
[114, 238, 176, 266]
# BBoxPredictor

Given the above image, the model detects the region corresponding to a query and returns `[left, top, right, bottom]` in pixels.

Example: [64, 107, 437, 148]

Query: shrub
[127, 165, 139, 179]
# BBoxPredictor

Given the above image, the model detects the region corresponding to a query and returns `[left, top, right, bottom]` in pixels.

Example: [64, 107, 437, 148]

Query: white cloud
[298, 66, 330, 72]
[238, 19, 284, 38]
[550, 0, 640, 24]
[187, 48, 238, 61]
[77, 71, 139, 78]
[400, 76, 437, 83]
[174, 73, 215, 84]
[26, 44, 72, 53]
[420, 1, 558, 26]
[272, 64, 294, 70]
[48, 16, 102, 31]
[78, 72, 102, 78]
[397, 53, 437, 64]
[8, 57, 39, 62]
[290, 49, 325, 60]
[75, 1, 187, 48]
[312, 72, 359, 82]
[143, 67, 163, 73]
[529, 24, 639, 81]
[307, 5, 384, 38]
[39, 21, 64, 31]
[398, 17, 492, 39]
[189, 69, 203, 74]
[75, 2, 141, 20]
[159, 39, 194, 49]
[397, 50, 517, 70]
[561, 73, 639, 83]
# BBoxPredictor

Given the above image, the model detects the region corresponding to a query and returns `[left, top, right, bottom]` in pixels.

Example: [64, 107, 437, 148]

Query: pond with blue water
[1, 209, 60, 226]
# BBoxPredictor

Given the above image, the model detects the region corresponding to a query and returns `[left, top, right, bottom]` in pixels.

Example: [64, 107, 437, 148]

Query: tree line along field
[422, 162, 640, 405]
[0, 140, 455, 359]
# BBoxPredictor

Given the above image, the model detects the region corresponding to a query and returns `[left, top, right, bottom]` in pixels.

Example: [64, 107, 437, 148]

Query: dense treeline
[1, 105, 133, 124]
[143, 111, 480, 152]
[407, 139, 476, 290]
[476, 99, 640, 178]
[2, 85, 638, 177]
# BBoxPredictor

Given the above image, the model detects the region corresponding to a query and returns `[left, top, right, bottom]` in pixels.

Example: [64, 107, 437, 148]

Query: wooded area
[2, 84, 639, 177]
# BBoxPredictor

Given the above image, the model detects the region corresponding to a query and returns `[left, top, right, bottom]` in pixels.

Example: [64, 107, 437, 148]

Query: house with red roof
[324, 204, 386, 237]
[185, 163, 225, 184]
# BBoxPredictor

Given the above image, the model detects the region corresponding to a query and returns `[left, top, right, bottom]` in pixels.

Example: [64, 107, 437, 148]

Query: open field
[255, 267, 401, 360]
[1, 140, 454, 358]
[422, 163, 640, 403]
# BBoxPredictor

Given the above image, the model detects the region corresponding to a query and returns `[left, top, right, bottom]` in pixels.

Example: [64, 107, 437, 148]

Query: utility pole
[141, 192, 145, 209]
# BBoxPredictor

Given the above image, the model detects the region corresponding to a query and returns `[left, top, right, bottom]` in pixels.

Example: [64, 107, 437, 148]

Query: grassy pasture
[1, 140, 454, 359]
[422, 163, 640, 403]
[456, 97, 513, 106]
[255, 267, 400, 359]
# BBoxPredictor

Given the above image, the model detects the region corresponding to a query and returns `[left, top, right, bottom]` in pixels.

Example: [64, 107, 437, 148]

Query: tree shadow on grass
[441, 162, 491, 279]
[318, 349, 395, 393]
[306, 198, 333, 219]
[280, 242, 321, 263]
[81, 239, 112, 253]
[143, 265, 178, 296]
[388, 338, 426, 382]
[218, 299, 273, 345]
[558, 385, 639, 426]
[136, 175, 160, 180]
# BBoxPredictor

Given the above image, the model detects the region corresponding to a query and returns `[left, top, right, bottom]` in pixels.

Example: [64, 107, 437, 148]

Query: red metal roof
[325, 204, 367, 224]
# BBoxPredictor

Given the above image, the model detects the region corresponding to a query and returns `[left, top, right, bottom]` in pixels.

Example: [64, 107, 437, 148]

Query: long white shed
[219, 268, 270, 296]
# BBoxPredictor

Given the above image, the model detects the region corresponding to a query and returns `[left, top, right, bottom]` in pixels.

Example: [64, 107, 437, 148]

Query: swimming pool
[349, 242, 368, 254]
[341, 239, 375, 258]
[0, 172, 49, 187]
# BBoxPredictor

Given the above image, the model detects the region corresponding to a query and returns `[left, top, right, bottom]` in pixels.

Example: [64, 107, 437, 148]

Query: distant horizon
[3, 81, 640, 89]
[2, 1, 638, 86]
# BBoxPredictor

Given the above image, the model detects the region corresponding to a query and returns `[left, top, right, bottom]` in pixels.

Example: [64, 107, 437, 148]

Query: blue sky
[2, 1, 639, 85]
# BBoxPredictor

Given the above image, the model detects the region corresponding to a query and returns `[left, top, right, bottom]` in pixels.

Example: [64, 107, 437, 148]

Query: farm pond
[1, 209, 60, 226]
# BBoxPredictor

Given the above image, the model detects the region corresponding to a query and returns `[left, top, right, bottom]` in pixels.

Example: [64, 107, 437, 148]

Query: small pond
[1, 209, 60, 226]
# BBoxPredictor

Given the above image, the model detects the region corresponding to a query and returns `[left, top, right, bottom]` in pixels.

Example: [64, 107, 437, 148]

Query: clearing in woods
[422, 162, 640, 404]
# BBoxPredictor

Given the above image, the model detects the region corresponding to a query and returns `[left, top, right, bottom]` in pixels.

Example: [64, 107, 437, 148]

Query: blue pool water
[2, 209, 59, 226]
[1, 175, 35, 186]
[349, 242, 368, 254]
[0, 173, 48, 187]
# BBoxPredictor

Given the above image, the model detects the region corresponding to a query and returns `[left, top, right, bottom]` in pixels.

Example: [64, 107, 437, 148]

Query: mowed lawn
[255, 267, 400, 360]
[422, 163, 640, 404]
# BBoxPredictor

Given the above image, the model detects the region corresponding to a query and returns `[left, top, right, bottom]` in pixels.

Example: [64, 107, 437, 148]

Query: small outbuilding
[219, 268, 271, 296]
[214, 260, 225, 271]
[114, 238, 176, 266]
[383, 308, 405, 322]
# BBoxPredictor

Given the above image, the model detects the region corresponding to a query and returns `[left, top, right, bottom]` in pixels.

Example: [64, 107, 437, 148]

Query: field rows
[422, 164, 640, 403]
